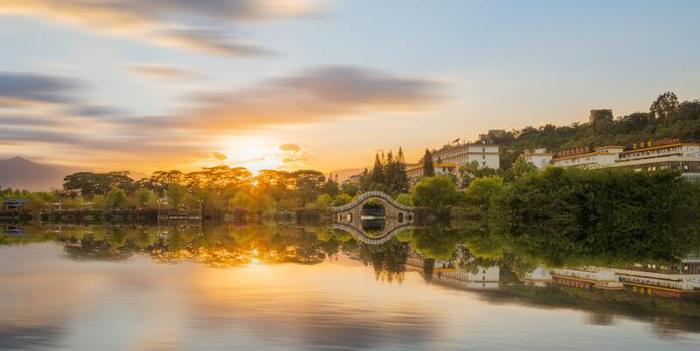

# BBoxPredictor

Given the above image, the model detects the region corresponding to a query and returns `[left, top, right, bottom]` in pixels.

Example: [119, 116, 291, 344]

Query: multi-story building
[613, 139, 700, 181]
[405, 162, 457, 186]
[406, 142, 500, 186]
[521, 148, 553, 170]
[550, 145, 624, 169]
[431, 143, 500, 169]
[520, 139, 700, 181]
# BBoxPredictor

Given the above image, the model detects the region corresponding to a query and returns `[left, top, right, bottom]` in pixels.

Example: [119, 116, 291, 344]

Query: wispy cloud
[0, 72, 80, 105]
[128, 64, 198, 81]
[0, 65, 444, 171]
[0, 0, 321, 55]
[179, 65, 443, 132]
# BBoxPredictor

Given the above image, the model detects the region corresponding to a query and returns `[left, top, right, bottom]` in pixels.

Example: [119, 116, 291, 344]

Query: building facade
[520, 139, 700, 181]
[406, 162, 457, 186]
[431, 143, 500, 169]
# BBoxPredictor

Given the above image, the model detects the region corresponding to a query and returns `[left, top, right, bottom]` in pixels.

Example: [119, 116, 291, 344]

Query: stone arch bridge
[331, 191, 420, 243]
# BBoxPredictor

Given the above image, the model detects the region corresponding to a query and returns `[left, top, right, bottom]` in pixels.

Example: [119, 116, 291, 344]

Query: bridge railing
[331, 191, 415, 212]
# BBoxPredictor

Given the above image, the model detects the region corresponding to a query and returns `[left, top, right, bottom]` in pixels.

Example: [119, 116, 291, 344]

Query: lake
[1, 223, 699, 350]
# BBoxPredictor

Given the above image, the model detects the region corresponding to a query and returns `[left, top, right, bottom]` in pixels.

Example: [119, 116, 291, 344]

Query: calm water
[1, 224, 699, 351]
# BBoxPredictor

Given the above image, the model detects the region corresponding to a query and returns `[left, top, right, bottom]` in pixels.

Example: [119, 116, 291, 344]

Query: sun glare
[218, 136, 284, 174]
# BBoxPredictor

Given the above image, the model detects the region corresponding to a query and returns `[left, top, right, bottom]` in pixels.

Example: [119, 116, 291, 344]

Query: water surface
[1, 224, 699, 350]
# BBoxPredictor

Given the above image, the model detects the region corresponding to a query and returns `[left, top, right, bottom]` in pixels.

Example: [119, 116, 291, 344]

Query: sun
[218, 136, 284, 174]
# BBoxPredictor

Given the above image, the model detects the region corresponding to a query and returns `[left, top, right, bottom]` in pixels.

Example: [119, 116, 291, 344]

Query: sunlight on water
[0, 225, 699, 351]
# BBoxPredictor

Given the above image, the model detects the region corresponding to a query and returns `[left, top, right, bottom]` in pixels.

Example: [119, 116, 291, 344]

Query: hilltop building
[519, 139, 700, 181]
[406, 162, 457, 186]
[406, 140, 500, 185]
[521, 148, 553, 170]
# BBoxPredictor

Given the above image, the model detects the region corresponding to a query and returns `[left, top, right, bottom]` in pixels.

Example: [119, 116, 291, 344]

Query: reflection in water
[0, 223, 699, 350]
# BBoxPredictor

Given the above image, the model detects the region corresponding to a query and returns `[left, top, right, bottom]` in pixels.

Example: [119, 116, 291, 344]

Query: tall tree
[371, 153, 385, 185]
[395, 147, 409, 193]
[650, 91, 679, 119]
[422, 149, 435, 177]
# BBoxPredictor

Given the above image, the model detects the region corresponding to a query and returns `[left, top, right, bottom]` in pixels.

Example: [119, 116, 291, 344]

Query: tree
[333, 193, 353, 206]
[394, 148, 409, 193]
[422, 149, 435, 177]
[321, 178, 340, 197]
[63, 171, 134, 198]
[458, 161, 497, 188]
[106, 187, 128, 208]
[511, 158, 538, 178]
[229, 192, 254, 209]
[412, 175, 462, 216]
[314, 194, 333, 209]
[463, 176, 506, 213]
[371, 153, 385, 185]
[395, 193, 414, 206]
[166, 184, 186, 209]
[134, 187, 156, 208]
[650, 92, 679, 119]
[289, 170, 326, 205]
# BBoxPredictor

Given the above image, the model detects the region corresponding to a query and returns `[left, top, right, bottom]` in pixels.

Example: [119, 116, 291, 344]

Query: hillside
[484, 93, 700, 168]
[0, 157, 72, 191]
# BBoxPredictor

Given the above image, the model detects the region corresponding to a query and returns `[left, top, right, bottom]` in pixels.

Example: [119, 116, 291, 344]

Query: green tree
[166, 183, 186, 209]
[395, 193, 414, 206]
[134, 187, 156, 208]
[371, 153, 385, 185]
[422, 149, 435, 177]
[412, 175, 462, 216]
[106, 187, 128, 208]
[650, 92, 679, 119]
[314, 194, 333, 209]
[333, 193, 353, 206]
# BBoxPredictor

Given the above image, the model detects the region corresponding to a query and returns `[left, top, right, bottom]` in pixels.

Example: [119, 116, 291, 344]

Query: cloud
[211, 151, 228, 160]
[128, 64, 198, 81]
[0, 0, 320, 56]
[0, 72, 80, 105]
[279, 143, 301, 152]
[180, 65, 443, 132]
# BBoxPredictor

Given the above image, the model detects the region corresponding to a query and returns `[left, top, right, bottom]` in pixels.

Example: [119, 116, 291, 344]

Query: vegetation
[491, 168, 700, 265]
[477, 92, 700, 169]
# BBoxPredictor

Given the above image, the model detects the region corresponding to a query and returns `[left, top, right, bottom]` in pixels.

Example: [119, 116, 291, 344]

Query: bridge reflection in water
[331, 191, 420, 244]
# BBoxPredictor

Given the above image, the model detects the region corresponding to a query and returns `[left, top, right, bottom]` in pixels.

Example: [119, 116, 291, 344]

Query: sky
[1, 0, 699, 175]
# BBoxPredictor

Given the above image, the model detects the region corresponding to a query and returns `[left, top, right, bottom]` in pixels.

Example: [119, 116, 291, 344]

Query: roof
[621, 142, 699, 154]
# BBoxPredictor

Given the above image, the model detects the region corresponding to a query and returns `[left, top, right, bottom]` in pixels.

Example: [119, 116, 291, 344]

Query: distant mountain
[0, 157, 73, 191]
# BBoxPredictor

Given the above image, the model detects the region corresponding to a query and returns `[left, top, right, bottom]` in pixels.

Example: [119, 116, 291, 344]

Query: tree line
[477, 92, 700, 169]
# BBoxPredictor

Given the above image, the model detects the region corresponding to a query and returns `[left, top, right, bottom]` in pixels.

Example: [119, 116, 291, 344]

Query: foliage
[422, 149, 435, 177]
[492, 167, 700, 265]
[411, 175, 463, 216]
[332, 193, 353, 206]
[457, 161, 497, 188]
[484, 93, 700, 170]
[367, 148, 410, 196]
[395, 193, 414, 206]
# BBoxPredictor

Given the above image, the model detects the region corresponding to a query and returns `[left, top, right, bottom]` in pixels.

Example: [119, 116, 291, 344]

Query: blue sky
[1, 0, 699, 174]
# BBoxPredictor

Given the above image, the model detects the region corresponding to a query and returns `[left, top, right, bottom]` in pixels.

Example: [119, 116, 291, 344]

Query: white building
[521, 148, 553, 170]
[525, 140, 700, 181]
[613, 140, 700, 181]
[550, 145, 624, 169]
[405, 162, 457, 186]
[432, 143, 500, 169]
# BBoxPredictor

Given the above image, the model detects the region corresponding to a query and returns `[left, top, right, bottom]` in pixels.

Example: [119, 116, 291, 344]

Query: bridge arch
[331, 191, 419, 241]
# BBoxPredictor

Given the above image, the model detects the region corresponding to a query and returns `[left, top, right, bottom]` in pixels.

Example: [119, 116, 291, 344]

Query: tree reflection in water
[1, 221, 699, 334]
